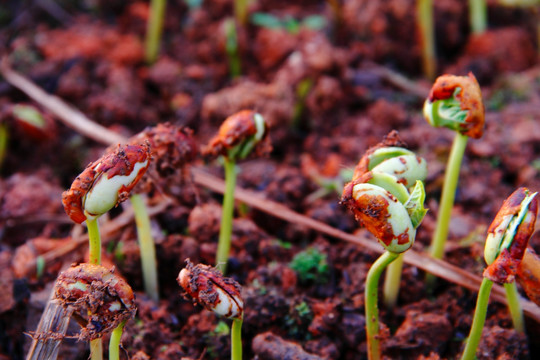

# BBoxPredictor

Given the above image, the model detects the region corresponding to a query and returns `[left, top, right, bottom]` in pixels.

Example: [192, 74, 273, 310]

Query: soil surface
[1, 1, 539, 359]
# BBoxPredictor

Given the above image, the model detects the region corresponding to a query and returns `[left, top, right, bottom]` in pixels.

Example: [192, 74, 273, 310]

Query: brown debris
[252, 331, 324, 360]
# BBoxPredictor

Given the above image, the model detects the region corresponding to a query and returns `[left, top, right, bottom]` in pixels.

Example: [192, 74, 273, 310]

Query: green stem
[383, 253, 404, 309]
[365, 251, 399, 360]
[90, 338, 102, 360]
[145, 0, 167, 64]
[234, 0, 248, 26]
[503, 282, 525, 333]
[417, 0, 436, 80]
[131, 194, 159, 302]
[0, 123, 8, 171]
[461, 277, 494, 360]
[427, 132, 468, 284]
[86, 218, 103, 358]
[87, 218, 101, 265]
[231, 318, 243, 360]
[109, 320, 126, 360]
[216, 157, 237, 274]
[469, 0, 487, 34]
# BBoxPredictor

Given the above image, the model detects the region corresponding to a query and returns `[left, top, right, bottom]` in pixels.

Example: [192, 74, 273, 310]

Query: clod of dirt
[35, 20, 143, 65]
[386, 310, 453, 357]
[0, 252, 15, 313]
[474, 325, 528, 360]
[252, 331, 324, 360]
[187, 203, 222, 243]
[446, 27, 537, 84]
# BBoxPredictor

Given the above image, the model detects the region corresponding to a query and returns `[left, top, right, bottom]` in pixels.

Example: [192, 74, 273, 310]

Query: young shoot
[342, 134, 427, 360]
[145, 0, 167, 64]
[127, 124, 197, 302]
[346, 133, 427, 309]
[423, 73, 484, 285]
[417, 0, 436, 79]
[461, 188, 538, 360]
[178, 259, 244, 360]
[26, 264, 136, 360]
[62, 144, 150, 359]
[204, 110, 271, 273]
[62, 144, 151, 264]
[342, 182, 426, 360]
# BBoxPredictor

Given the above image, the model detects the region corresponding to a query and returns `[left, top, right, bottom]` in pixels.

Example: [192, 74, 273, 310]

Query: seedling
[61, 144, 150, 359]
[342, 180, 426, 360]
[342, 134, 427, 360]
[178, 260, 244, 360]
[145, 0, 167, 64]
[346, 134, 427, 309]
[469, 0, 487, 34]
[26, 263, 136, 360]
[204, 110, 270, 273]
[127, 123, 197, 302]
[424, 73, 485, 285]
[224, 18, 242, 79]
[461, 187, 538, 359]
[417, 0, 436, 79]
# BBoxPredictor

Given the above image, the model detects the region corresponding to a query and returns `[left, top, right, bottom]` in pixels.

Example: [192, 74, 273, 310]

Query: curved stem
[231, 318, 243, 360]
[131, 194, 159, 302]
[145, 0, 167, 64]
[428, 132, 468, 284]
[109, 320, 126, 360]
[461, 277, 494, 360]
[503, 282, 525, 333]
[365, 251, 399, 360]
[86, 218, 101, 265]
[383, 253, 404, 309]
[90, 338, 103, 360]
[216, 157, 237, 274]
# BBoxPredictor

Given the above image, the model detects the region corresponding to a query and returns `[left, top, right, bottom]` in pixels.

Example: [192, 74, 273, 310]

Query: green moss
[289, 247, 329, 284]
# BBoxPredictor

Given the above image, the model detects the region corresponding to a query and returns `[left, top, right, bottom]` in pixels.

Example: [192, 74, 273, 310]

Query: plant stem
[109, 320, 126, 360]
[503, 282, 525, 333]
[145, 0, 167, 64]
[383, 253, 404, 309]
[225, 18, 241, 79]
[365, 251, 399, 360]
[234, 0, 248, 27]
[87, 218, 101, 265]
[86, 218, 103, 359]
[469, 0, 487, 34]
[427, 132, 468, 285]
[216, 157, 237, 274]
[131, 194, 159, 302]
[90, 338, 103, 360]
[417, 0, 436, 80]
[231, 318, 243, 360]
[0, 123, 8, 171]
[461, 277, 494, 360]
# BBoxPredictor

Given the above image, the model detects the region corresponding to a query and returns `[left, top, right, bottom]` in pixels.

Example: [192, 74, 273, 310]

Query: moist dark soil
[1, 1, 540, 359]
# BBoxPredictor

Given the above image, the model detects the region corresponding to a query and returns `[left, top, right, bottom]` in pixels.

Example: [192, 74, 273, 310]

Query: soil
[0, 1, 539, 359]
